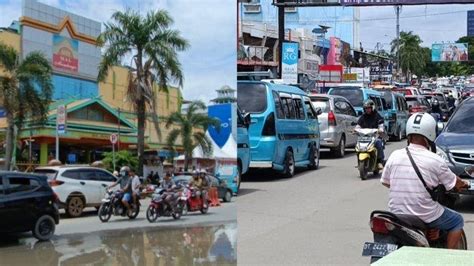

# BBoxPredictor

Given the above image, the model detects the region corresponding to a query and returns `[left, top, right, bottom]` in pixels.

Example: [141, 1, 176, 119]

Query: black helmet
[363, 100, 375, 110]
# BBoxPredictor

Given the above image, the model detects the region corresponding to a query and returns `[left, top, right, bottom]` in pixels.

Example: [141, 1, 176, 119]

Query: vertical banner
[57, 105, 67, 134]
[282, 42, 299, 84]
[208, 104, 232, 148]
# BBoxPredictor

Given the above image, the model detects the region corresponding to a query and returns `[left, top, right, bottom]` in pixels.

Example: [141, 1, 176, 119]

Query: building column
[86, 150, 92, 164]
[40, 143, 48, 165]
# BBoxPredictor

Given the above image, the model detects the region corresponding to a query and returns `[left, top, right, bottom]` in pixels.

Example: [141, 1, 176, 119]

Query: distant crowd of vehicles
[236, 76, 473, 183]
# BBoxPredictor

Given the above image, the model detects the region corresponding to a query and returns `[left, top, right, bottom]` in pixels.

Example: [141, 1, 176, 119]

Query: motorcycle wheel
[127, 204, 140, 219]
[172, 204, 182, 220]
[146, 205, 159, 223]
[182, 202, 188, 216]
[200, 203, 209, 214]
[359, 160, 368, 180]
[98, 203, 112, 223]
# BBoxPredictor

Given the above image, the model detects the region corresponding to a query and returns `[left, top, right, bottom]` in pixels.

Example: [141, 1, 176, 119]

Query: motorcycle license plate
[362, 242, 397, 257]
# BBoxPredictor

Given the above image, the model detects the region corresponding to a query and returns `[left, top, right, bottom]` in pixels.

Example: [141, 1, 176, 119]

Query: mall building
[0, 0, 184, 167]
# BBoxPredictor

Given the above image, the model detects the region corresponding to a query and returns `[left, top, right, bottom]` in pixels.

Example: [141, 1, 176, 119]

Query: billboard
[318, 65, 343, 82]
[53, 35, 79, 73]
[328, 37, 342, 65]
[341, 0, 474, 6]
[432, 43, 469, 62]
[468, 10, 474, 36]
[281, 42, 299, 84]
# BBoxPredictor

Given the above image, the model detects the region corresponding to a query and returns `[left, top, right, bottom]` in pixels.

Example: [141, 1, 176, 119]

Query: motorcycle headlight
[436, 146, 450, 164]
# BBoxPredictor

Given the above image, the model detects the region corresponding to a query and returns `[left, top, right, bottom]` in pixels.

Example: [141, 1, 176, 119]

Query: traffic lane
[0, 223, 237, 266]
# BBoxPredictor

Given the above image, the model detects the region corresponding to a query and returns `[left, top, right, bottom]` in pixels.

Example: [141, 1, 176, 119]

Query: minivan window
[96, 171, 116, 182]
[281, 96, 296, 119]
[330, 88, 363, 108]
[304, 100, 318, 120]
[34, 169, 58, 180]
[62, 170, 81, 180]
[273, 91, 285, 119]
[310, 98, 330, 113]
[293, 98, 305, 120]
[80, 170, 97, 181]
[382, 92, 393, 109]
[447, 101, 474, 133]
[237, 83, 267, 113]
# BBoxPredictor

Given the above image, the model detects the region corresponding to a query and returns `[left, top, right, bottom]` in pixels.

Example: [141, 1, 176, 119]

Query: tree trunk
[137, 98, 146, 176]
[4, 113, 14, 171]
[184, 155, 189, 172]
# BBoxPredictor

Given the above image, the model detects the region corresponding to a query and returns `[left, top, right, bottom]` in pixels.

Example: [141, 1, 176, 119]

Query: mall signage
[53, 34, 79, 73]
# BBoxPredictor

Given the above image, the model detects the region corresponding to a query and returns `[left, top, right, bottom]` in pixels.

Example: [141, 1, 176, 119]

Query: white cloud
[0, 0, 236, 104]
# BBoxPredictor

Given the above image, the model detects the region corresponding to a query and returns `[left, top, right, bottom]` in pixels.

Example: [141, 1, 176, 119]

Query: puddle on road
[0, 223, 237, 265]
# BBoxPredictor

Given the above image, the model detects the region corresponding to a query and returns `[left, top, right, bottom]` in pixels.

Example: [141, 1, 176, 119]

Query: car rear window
[329, 88, 363, 108]
[33, 169, 58, 180]
[406, 98, 422, 107]
[310, 97, 330, 113]
[237, 83, 267, 113]
[8, 177, 41, 194]
[381, 92, 393, 109]
[447, 101, 474, 133]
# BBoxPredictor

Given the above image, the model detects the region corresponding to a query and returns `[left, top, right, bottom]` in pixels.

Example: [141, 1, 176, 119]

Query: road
[237, 141, 474, 265]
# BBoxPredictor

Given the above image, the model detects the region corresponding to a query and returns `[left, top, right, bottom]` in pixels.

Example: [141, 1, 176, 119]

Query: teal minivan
[380, 91, 409, 141]
[237, 81, 322, 178]
[237, 108, 250, 190]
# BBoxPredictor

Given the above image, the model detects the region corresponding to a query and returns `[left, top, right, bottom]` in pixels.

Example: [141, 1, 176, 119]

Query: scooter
[98, 190, 141, 222]
[362, 166, 474, 263]
[146, 187, 185, 222]
[355, 128, 381, 180]
[182, 186, 210, 216]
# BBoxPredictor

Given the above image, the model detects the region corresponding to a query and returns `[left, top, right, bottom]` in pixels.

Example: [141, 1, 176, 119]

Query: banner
[53, 34, 79, 73]
[432, 43, 469, 62]
[208, 104, 232, 149]
[341, 0, 474, 6]
[56, 105, 67, 134]
[282, 42, 299, 84]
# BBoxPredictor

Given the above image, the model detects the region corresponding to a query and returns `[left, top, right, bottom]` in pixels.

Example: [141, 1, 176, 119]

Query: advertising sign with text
[282, 42, 299, 84]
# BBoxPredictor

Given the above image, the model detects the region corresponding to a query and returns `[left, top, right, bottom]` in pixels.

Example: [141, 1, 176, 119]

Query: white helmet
[406, 113, 437, 142]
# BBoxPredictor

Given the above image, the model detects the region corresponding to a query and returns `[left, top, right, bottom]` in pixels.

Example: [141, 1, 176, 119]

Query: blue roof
[238, 81, 307, 95]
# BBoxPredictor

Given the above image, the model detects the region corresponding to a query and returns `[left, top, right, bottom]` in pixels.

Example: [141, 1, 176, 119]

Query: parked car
[173, 173, 234, 202]
[405, 95, 431, 116]
[216, 165, 240, 195]
[435, 97, 474, 180]
[0, 172, 60, 241]
[33, 166, 118, 217]
[310, 94, 358, 157]
[237, 81, 322, 178]
[380, 91, 408, 141]
[237, 107, 250, 190]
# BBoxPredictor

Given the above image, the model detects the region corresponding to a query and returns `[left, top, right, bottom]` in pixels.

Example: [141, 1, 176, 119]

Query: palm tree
[391, 31, 425, 82]
[0, 42, 53, 170]
[97, 9, 189, 175]
[165, 101, 220, 171]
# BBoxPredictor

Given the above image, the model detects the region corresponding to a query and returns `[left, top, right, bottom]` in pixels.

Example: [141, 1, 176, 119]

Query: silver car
[310, 94, 358, 158]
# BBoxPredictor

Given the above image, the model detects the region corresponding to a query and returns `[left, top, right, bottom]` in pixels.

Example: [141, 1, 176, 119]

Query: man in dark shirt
[356, 100, 385, 169]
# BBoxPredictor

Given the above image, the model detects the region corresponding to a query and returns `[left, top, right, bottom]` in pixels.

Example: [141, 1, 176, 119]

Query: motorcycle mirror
[465, 166, 474, 178]
[437, 122, 445, 134]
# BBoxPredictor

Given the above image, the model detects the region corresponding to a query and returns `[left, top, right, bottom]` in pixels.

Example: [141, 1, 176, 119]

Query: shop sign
[53, 34, 79, 73]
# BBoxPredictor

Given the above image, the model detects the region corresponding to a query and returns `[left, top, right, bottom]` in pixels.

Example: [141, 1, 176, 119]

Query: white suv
[34, 166, 118, 217]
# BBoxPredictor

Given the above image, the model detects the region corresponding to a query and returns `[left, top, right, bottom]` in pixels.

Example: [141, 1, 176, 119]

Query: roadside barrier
[209, 187, 220, 207]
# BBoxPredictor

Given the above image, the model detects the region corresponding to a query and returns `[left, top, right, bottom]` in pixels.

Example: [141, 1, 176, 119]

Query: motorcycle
[98, 190, 141, 222]
[355, 128, 382, 180]
[182, 186, 209, 216]
[362, 166, 474, 263]
[146, 186, 185, 222]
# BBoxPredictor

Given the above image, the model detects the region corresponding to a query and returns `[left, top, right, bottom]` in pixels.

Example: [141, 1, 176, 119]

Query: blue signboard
[282, 42, 299, 84]
[0, 108, 6, 118]
[67, 153, 76, 163]
[208, 104, 232, 149]
[468, 11, 474, 36]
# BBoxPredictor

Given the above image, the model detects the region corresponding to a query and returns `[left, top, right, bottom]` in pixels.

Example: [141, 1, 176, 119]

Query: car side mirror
[357, 110, 363, 116]
[437, 122, 445, 134]
[315, 107, 322, 116]
[465, 165, 474, 178]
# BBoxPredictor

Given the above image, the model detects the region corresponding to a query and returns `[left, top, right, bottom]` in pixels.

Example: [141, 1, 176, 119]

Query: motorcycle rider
[108, 166, 134, 216]
[356, 99, 385, 169]
[189, 169, 209, 207]
[380, 113, 469, 249]
[431, 98, 442, 122]
[130, 168, 141, 206]
[160, 172, 178, 212]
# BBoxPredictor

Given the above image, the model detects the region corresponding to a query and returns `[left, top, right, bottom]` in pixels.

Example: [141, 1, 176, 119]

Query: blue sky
[0, 0, 236, 104]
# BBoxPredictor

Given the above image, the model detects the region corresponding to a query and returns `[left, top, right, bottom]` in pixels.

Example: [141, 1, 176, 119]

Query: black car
[0, 172, 60, 241]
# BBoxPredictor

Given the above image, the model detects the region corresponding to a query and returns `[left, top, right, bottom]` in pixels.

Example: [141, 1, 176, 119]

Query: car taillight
[370, 217, 393, 234]
[328, 111, 337, 126]
[409, 106, 422, 113]
[52, 192, 59, 203]
[48, 179, 64, 187]
[262, 112, 276, 136]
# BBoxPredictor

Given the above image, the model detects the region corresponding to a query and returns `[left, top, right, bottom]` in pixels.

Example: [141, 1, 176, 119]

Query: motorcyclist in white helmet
[380, 113, 469, 249]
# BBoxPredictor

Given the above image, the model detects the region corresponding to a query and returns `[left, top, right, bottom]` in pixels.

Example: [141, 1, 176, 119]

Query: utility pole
[395, 5, 401, 82]
[278, 5, 285, 79]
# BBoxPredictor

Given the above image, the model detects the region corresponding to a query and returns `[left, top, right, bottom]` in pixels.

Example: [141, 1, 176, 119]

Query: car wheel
[396, 127, 403, 142]
[332, 136, 345, 158]
[307, 144, 319, 170]
[223, 190, 232, 202]
[66, 196, 84, 217]
[32, 215, 55, 241]
[283, 150, 295, 178]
